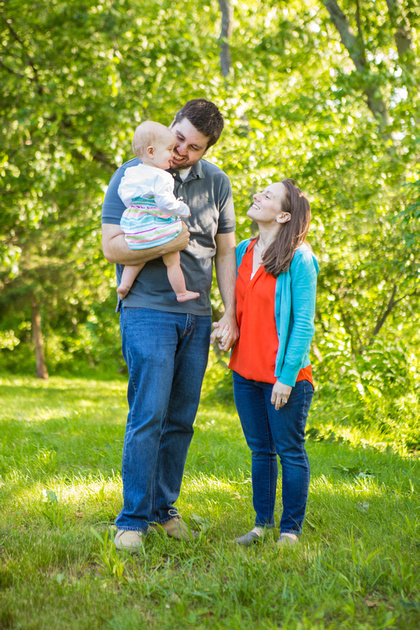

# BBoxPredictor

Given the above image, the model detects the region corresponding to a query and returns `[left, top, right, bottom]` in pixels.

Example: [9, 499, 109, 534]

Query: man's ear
[276, 212, 291, 224]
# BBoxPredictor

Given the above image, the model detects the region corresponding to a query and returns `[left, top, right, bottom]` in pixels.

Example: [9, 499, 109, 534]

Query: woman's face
[247, 183, 287, 226]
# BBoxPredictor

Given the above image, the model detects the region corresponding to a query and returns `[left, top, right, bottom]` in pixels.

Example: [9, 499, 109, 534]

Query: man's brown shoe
[149, 514, 197, 541]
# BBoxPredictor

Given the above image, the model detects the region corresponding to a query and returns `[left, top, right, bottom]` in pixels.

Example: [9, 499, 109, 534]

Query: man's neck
[177, 167, 192, 181]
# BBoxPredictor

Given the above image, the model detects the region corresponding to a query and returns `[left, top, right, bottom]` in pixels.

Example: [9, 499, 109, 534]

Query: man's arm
[211, 231, 239, 350]
[102, 223, 190, 265]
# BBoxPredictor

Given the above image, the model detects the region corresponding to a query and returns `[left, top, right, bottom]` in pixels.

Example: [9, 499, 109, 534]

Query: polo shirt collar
[169, 160, 204, 183]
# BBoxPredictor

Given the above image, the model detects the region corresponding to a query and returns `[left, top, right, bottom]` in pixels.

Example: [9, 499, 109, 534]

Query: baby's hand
[178, 198, 191, 217]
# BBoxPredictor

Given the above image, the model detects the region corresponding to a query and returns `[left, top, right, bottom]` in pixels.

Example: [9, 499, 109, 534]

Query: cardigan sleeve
[277, 247, 318, 386]
[235, 239, 251, 272]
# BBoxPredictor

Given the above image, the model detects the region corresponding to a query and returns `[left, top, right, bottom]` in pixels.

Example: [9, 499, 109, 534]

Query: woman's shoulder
[236, 238, 254, 264]
[291, 243, 319, 273]
[237, 237, 253, 248]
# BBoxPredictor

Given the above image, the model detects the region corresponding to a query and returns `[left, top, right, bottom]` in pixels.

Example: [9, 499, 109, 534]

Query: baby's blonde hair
[132, 121, 174, 159]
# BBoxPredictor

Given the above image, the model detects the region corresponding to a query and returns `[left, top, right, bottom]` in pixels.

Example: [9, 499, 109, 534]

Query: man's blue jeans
[232, 372, 314, 535]
[116, 307, 211, 532]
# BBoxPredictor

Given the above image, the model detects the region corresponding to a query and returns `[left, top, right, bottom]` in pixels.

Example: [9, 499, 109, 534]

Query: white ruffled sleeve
[154, 172, 190, 218]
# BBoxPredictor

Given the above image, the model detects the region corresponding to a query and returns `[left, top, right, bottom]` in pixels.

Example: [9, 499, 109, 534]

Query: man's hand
[102, 222, 190, 265]
[210, 313, 239, 352]
[168, 221, 190, 252]
[271, 381, 292, 410]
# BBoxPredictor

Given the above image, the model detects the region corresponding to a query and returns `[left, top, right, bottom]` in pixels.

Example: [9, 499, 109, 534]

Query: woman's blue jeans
[116, 307, 211, 532]
[232, 371, 314, 535]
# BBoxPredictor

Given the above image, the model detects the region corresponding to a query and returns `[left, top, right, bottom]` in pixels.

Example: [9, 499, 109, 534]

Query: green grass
[0, 369, 419, 630]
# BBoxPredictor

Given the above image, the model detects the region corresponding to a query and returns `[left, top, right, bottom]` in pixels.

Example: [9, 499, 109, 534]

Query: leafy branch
[0, 9, 44, 94]
[321, 0, 389, 126]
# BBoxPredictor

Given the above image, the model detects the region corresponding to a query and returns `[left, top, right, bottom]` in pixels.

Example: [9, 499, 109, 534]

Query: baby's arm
[118, 171, 140, 208]
[154, 173, 190, 218]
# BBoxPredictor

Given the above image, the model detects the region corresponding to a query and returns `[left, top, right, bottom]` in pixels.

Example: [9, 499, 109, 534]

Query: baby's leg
[162, 252, 199, 302]
[117, 263, 145, 299]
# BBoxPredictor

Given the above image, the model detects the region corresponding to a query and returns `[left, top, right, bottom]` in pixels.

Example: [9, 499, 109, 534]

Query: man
[102, 99, 238, 551]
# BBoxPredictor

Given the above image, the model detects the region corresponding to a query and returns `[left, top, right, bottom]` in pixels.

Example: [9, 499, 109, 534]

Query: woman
[216, 178, 318, 547]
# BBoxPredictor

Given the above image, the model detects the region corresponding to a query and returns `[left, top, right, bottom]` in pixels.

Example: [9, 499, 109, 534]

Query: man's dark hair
[173, 99, 224, 148]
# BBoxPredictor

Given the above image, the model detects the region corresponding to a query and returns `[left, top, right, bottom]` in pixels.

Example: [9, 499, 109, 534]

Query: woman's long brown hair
[262, 178, 311, 277]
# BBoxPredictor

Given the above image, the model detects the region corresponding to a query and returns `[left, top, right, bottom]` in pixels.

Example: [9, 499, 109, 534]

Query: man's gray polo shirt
[102, 157, 235, 316]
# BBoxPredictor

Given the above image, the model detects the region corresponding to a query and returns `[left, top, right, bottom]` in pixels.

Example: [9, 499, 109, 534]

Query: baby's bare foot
[117, 285, 130, 300]
[176, 291, 200, 303]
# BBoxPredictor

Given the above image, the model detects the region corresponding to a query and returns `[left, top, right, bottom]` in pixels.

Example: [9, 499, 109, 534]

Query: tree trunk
[385, 0, 412, 58]
[31, 298, 49, 379]
[322, 0, 390, 127]
[218, 0, 233, 77]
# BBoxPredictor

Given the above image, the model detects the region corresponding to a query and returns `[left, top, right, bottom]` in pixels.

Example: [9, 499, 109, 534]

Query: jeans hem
[151, 511, 180, 526]
[116, 526, 148, 533]
[255, 522, 275, 529]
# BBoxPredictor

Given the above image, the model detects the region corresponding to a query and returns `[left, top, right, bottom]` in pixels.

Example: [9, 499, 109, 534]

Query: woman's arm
[277, 248, 318, 387]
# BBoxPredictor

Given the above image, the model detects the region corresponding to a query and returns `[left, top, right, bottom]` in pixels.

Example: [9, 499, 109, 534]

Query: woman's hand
[271, 381, 292, 410]
[210, 316, 239, 352]
[210, 323, 232, 351]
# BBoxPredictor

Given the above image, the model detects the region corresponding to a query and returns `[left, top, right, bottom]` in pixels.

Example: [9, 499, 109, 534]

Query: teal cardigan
[236, 239, 319, 387]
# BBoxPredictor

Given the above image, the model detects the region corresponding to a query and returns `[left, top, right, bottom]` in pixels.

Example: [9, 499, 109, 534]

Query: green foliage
[40, 488, 65, 527]
[91, 527, 128, 580]
[310, 333, 420, 452]
[0, 0, 419, 402]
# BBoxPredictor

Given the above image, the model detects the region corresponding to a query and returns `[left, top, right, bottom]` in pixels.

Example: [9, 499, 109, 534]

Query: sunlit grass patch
[0, 374, 419, 629]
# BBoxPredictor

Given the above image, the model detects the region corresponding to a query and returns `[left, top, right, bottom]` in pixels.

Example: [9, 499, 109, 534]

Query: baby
[117, 121, 199, 302]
